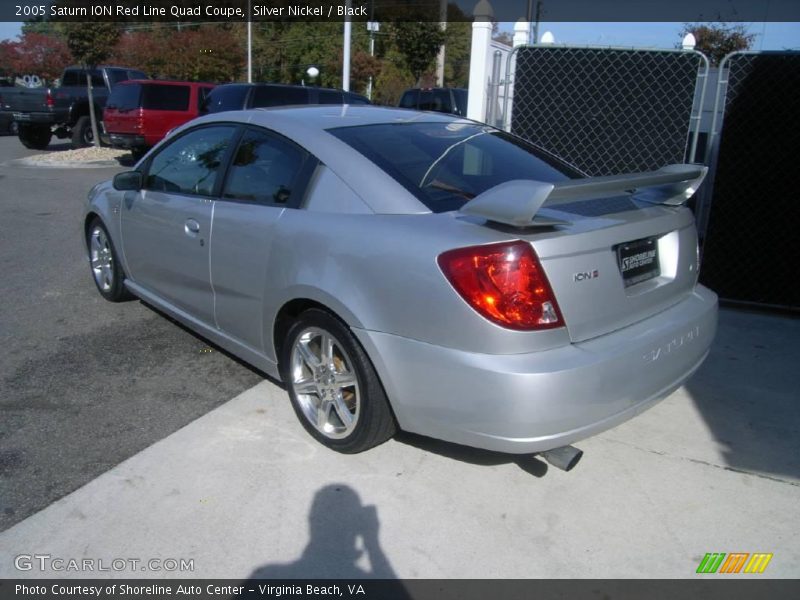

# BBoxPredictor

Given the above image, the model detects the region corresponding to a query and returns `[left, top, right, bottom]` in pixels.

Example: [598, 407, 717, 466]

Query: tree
[6, 32, 73, 82]
[679, 23, 755, 66]
[391, 22, 446, 85]
[59, 23, 120, 146]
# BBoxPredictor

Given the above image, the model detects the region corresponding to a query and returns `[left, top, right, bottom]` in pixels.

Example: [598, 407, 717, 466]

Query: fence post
[467, 0, 494, 122]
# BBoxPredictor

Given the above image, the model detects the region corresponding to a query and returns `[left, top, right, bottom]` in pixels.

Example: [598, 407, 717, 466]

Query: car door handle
[184, 218, 200, 235]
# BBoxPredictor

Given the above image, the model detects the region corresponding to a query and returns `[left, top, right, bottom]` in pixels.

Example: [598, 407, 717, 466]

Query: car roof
[252, 104, 467, 129]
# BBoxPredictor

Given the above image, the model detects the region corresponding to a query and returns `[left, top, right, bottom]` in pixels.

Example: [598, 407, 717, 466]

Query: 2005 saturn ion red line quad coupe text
[84, 106, 717, 470]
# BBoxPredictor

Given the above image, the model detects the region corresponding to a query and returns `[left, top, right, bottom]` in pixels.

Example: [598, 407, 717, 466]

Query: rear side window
[61, 70, 104, 87]
[106, 83, 141, 111]
[344, 93, 370, 105]
[197, 86, 214, 111]
[107, 69, 147, 87]
[145, 125, 236, 196]
[398, 91, 418, 109]
[317, 89, 343, 104]
[141, 85, 190, 111]
[418, 90, 452, 113]
[204, 86, 249, 112]
[252, 85, 309, 107]
[223, 128, 306, 205]
[329, 122, 575, 213]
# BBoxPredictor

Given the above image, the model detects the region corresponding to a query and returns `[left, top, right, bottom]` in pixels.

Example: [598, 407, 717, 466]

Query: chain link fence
[698, 51, 800, 310]
[505, 46, 708, 176]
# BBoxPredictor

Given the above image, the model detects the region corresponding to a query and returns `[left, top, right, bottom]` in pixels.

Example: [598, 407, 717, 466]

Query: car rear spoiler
[459, 164, 708, 228]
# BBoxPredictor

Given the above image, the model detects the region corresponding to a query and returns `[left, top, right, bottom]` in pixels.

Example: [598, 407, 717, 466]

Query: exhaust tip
[540, 445, 583, 472]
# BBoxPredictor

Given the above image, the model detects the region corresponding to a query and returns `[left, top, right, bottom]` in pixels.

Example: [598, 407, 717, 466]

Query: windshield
[329, 122, 577, 212]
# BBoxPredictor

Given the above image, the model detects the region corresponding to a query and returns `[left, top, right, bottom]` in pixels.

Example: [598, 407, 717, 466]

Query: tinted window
[197, 86, 214, 111]
[330, 123, 575, 213]
[452, 89, 468, 115]
[252, 85, 308, 107]
[317, 89, 343, 104]
[398, 91, 417, 109]
[204, 86, 249, 112]
[106, 83, 141, 111]
[61, 70, 104, 87]
[344, 92, 370, 105]
[145, 125, 236, 196]
[223, 129, 306, 205]
[418, 90, 452, 113]
[141, 85, 190, 111]
[107, 69, 147, 87]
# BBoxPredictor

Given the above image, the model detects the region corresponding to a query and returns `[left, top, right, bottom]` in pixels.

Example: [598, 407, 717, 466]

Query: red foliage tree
[6, 32, 73, 82]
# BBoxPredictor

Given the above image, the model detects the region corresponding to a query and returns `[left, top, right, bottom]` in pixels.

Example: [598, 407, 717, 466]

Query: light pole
[247, 0, 252, 83]
[366, 21, 379, 99]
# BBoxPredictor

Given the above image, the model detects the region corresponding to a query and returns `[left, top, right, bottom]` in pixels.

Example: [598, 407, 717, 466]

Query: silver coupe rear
[84, 106, 717, 462]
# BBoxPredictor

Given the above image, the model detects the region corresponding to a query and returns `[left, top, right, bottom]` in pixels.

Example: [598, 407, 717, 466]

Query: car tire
[8, 121, 18, 136]
[71, 115, 94, 148]
[86, 218, 133, 302]
[281, 308, 397, 453]
[18, 123, 52, 150]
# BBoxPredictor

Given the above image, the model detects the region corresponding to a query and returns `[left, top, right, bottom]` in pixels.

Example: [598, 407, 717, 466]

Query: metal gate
[698, 51, 800, 310]
[505, 46, 708, 176]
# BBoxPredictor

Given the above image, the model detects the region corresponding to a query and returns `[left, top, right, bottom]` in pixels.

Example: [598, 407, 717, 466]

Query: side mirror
[113, 171, 143, 191]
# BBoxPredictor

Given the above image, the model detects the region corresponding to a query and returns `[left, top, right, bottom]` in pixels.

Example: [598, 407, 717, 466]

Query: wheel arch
[272, 296, 361, 370]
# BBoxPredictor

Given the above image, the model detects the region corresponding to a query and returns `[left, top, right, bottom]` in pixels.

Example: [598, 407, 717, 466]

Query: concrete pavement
[1, 309, 798, 579]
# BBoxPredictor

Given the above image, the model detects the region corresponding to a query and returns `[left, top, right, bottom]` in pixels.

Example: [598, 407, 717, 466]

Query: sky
[1, 20, 798, 50]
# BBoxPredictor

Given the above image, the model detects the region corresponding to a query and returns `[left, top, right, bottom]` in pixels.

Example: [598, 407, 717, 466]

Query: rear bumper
[354, 285, 718, 454]
[12, 112, 59, 125]
[108, 133, 147, 149]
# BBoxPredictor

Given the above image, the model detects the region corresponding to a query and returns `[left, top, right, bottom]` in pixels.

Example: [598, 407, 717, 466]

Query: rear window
[317, 89, 344, 104]
[398, 91, 418, 109]
[107, 69, 147, 87]
[204, 85, 249, 112]
[252, 85, 309, 107]
[141, 84, 190, 111]
[107, 83, 141, 111]
[329, 122, 576, 213]
[61, 69, 105, 87]
[418, 90, 452, 113]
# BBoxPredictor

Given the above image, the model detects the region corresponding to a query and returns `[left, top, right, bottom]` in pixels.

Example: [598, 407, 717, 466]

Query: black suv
[202, 83, 370, 113]
[398, 88, 468, 117]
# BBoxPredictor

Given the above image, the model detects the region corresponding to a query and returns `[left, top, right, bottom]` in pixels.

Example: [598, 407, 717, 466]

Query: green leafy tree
[59, 23, 121, 146]
[391, 22, 446, 85]
[679, 23, 755, 66]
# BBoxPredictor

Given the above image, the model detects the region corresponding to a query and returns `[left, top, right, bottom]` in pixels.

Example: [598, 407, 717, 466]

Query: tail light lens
[438, 240, 564, 331]
[46, 91, 55, 108]
[134, 108, 144, 129]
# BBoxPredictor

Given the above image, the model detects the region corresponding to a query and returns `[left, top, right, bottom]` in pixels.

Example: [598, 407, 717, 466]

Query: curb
[6, 157, 124, 169]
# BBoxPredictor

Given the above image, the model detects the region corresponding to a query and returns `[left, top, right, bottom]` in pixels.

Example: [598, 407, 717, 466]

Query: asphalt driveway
[0, 136, 798, 578]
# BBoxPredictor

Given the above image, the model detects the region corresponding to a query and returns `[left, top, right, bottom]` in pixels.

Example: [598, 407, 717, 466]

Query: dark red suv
[103, 80, 214, 156]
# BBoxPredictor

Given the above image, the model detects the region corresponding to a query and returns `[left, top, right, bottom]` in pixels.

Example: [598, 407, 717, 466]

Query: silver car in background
[84, 106, 717, 466]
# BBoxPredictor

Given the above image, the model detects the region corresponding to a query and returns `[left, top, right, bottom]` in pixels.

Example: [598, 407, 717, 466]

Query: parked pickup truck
[6, 65, 147, 150]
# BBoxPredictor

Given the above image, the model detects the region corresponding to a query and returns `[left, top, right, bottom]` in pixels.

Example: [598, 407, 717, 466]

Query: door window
[144, 125, 237, 196]
[141, 84, 190, 111]
[222, 128, 307, 206]
[252, 85, 309, 107]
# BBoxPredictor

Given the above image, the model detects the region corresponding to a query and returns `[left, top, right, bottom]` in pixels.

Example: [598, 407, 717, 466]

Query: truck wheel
[71, 116, 94, 148]
[18, 124, 52, 150]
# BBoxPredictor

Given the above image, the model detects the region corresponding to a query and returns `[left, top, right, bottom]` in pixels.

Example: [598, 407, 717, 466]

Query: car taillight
[135, 108, 144, 129]
[437, 240, 564, 331]
[46, 92, 55, 107]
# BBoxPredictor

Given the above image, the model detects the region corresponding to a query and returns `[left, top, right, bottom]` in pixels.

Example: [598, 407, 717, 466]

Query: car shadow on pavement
[247, 484, 411, 590]
[396, 432, 549, 477]
[684, 307, 800, 481]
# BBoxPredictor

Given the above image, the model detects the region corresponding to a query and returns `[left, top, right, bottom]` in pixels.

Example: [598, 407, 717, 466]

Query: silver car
[85, 106, 717, 467]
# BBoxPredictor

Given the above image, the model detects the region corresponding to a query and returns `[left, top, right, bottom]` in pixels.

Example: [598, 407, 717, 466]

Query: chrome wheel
[290, 327, 360, 439]
[89, 225, 114, 292]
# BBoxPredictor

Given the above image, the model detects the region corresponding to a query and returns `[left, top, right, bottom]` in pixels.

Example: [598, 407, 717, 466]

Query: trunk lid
[527, 199, 699, 342]
[458, 166, 706, 343]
